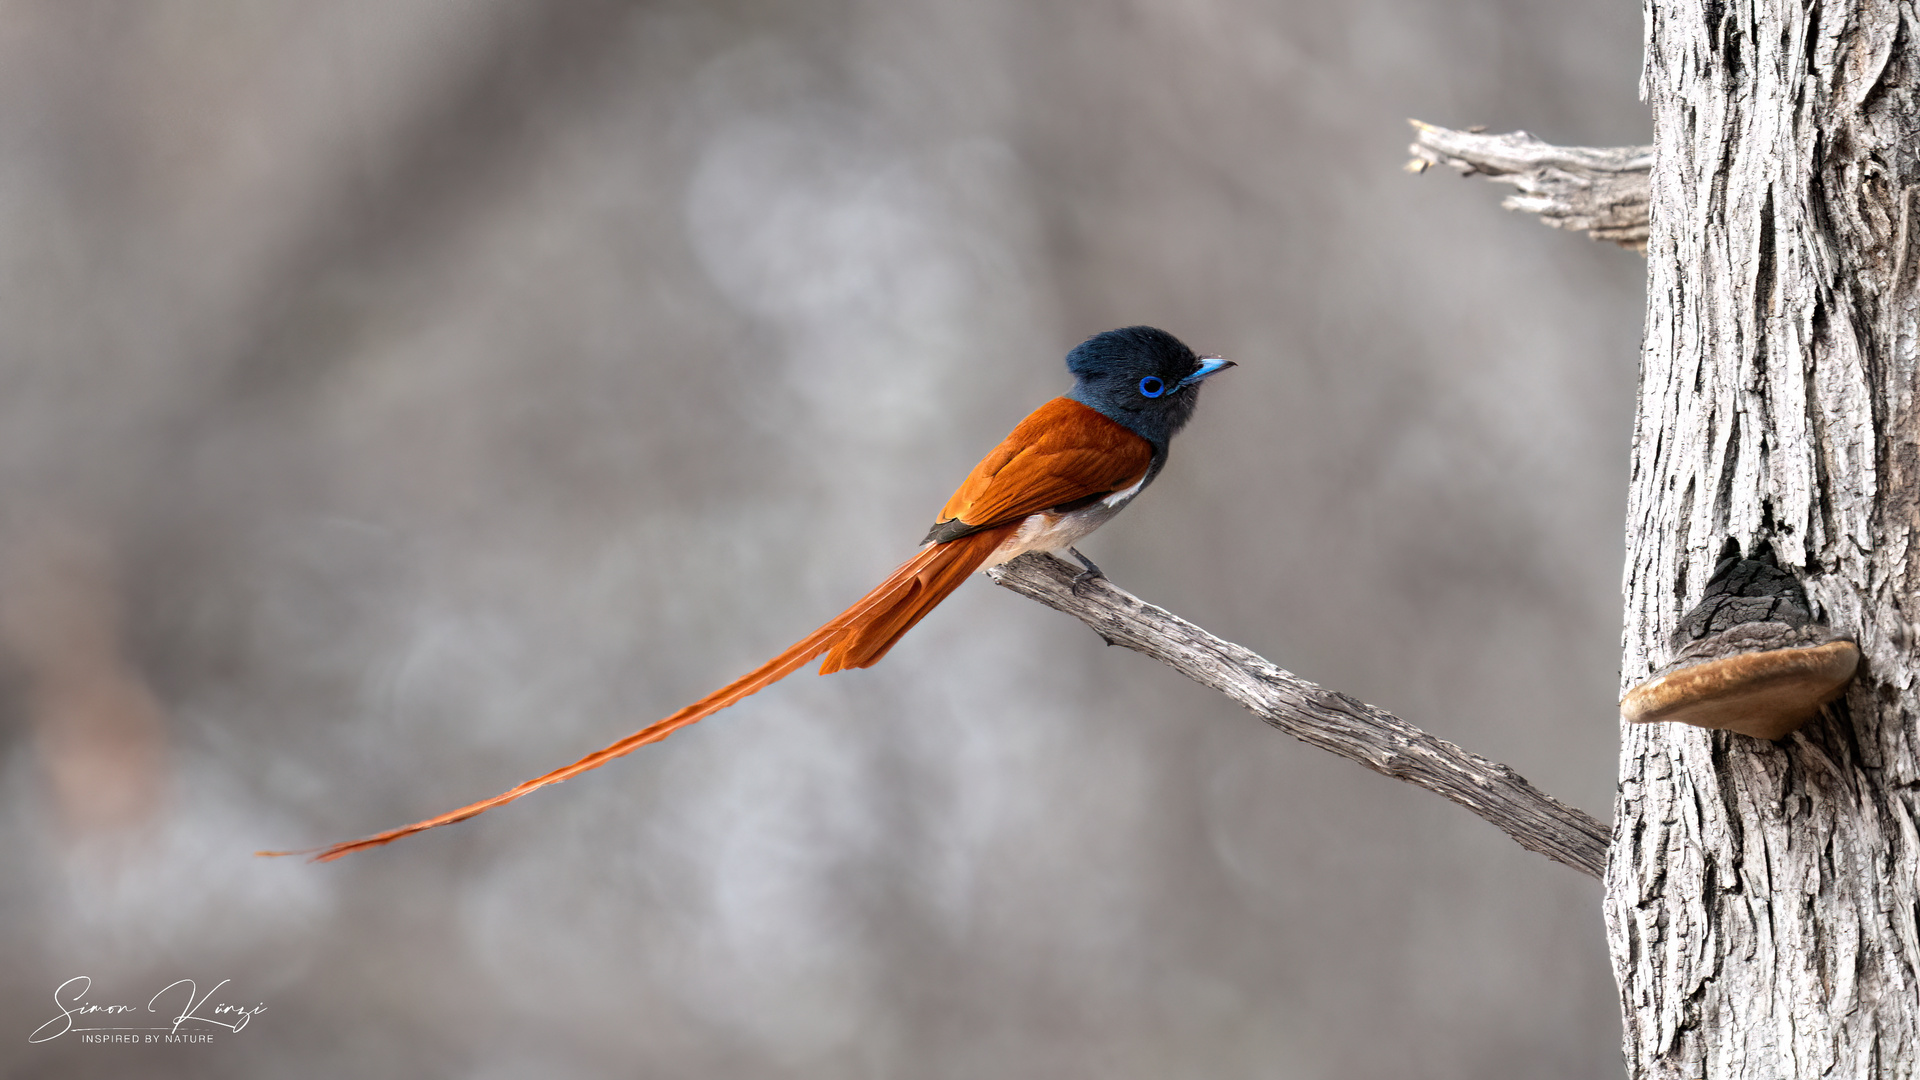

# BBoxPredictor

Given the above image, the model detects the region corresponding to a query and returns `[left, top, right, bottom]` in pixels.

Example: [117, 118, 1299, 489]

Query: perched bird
[285, 326, 1233, 860]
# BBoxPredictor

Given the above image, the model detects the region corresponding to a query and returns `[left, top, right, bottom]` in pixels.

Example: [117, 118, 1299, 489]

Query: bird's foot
[1066, 547, 1104, 594]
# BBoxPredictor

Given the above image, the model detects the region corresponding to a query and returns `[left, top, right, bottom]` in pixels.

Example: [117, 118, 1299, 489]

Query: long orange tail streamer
[263, 525, 1015, 862]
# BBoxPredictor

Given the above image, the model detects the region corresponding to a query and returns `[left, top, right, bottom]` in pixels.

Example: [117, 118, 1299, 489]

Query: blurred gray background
[0, 2, 1646, 1077]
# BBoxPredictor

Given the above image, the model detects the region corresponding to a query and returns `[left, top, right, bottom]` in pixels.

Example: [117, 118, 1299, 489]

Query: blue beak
[1176, 356, 1236, 389]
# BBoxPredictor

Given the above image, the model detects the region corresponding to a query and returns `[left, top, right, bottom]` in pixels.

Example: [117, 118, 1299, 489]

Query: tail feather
[265, 525, 1014, 862]
[820, 529, 1006, 672]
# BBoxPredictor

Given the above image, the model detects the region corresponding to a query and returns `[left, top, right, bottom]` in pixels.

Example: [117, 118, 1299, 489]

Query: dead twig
[1406, 119, 1651, 251]
[988, 553, 1611, 878]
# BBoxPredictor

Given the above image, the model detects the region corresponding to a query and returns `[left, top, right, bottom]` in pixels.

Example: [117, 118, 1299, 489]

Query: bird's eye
[1138, 376, 1165, 398]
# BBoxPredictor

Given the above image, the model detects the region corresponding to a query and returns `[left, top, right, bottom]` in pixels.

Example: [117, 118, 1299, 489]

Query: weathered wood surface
[1614, 0, 1920, 1076]
[1406, 120, 1652, 249]
[988, 553, 1610, 878]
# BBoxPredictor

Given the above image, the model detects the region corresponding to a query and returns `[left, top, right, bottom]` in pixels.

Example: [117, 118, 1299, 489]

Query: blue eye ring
[1138, 376, 1165, 398]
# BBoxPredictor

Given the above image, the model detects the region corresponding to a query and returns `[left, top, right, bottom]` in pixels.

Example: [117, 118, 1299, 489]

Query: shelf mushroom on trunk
[1621, 539, 1860, 741]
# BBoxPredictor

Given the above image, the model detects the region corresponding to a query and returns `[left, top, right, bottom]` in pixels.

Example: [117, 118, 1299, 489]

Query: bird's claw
[1066, 547, 1105, 595]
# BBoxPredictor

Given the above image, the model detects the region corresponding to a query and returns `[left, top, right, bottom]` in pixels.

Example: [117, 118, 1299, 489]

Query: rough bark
[988, 553, 1610, 878]
[1405, 121, 1654, 249]
[1612, 1, 1920, 1076]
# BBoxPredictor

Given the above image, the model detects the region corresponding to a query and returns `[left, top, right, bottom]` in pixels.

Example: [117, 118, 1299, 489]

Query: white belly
[979, 486, 1139, 569]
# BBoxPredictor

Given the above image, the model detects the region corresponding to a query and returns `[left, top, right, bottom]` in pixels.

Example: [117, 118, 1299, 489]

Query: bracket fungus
[1620, 539, 1859, 741]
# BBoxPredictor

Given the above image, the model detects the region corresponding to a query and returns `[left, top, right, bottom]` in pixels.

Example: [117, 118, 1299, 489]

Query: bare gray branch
[1405, 120, 1651, 251]
[987, 553, 1610, 879]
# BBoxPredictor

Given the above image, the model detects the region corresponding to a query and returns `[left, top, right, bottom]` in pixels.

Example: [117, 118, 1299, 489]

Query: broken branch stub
[1405, 120, 1652, 251]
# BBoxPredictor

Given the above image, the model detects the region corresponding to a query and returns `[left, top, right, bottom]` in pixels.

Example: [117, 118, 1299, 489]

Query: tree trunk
[1611, 1, 1920, 1076]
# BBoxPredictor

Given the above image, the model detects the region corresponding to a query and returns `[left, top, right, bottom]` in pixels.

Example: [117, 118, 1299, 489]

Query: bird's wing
[934, 397, 1154, 532]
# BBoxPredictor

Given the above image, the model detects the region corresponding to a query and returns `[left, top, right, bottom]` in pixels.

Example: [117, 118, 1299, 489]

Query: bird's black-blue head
[1064, 326, 1234, 448]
